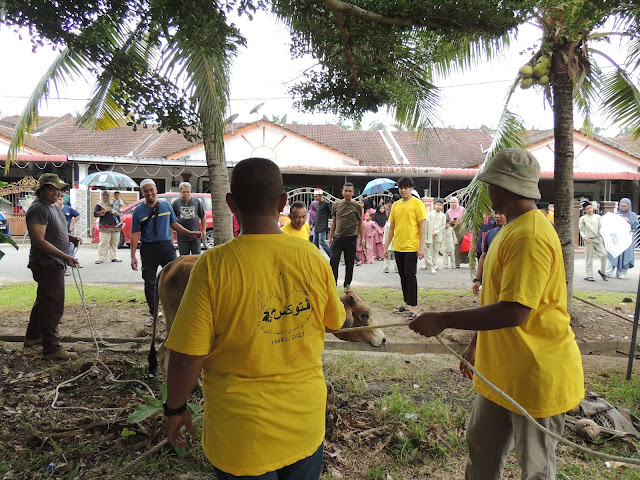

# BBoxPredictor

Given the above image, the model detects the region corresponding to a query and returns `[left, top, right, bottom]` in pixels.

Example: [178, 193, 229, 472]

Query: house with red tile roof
[2, 115, 640, 208]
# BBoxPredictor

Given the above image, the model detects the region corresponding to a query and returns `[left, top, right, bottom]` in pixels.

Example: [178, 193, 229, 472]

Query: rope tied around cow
[328, 319, 640, 466]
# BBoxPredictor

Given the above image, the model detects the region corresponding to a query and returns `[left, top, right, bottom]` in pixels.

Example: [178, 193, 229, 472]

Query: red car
[92, 193, 214, 248]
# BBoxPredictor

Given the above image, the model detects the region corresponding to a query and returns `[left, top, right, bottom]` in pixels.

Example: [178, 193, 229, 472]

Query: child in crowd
[112, 191, 124, 228]
[382, 218, 397, 273]
[422, 198, 446, 274]
[362, 211, 377, 264]
[442, 220, 456, 269]
[373, 204, 387, 260]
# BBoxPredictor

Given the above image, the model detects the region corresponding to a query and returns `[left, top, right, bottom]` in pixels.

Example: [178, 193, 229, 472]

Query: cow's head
[333, 290, 386, 347]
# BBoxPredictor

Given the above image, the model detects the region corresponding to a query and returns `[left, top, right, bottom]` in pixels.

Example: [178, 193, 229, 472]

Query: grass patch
[0, 283, 145, 310]
[589, 371, 640, 415]
[358, 287, 471, 310]
[574, 290, 636, 307]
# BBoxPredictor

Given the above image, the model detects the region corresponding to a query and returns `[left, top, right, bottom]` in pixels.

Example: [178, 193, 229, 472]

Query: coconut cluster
[518, 55, 551, 89]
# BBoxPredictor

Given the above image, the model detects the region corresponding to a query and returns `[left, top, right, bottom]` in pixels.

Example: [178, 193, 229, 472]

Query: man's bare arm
[166, 351, 206, 448]
[29, 223, 77, 266]
[409, 301, 531, 338]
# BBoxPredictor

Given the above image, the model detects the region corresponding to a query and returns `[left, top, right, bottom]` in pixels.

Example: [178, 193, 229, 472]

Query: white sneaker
[443, 265, 449, 269]
[430, 268, 437, 275]
[383, 267, 389, 273]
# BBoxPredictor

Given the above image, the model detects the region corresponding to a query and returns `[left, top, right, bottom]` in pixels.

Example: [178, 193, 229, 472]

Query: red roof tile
[392, 128, 493, 168]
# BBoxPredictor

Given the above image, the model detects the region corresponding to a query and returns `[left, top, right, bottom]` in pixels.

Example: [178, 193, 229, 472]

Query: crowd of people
[18, 151, 637, 479]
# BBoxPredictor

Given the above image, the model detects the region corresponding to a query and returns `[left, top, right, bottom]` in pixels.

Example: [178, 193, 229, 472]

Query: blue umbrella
[79, 171, 139, 189]
[362, 178, 396, 195]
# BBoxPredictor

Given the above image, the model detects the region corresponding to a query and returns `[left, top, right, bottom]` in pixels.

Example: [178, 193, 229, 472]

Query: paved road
[1, 241, 639, 294]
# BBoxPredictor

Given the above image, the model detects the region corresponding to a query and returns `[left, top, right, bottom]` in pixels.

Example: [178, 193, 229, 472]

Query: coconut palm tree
[463, 3, 640, 302]
[4, 4, 238, 245]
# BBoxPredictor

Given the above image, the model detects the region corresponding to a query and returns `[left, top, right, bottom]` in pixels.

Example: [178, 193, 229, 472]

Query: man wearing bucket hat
[408, 148, 584, 479]
[24, 173, 82, 360]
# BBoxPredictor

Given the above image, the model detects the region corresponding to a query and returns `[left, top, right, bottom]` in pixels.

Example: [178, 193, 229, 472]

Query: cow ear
[347, 293, 358, 306]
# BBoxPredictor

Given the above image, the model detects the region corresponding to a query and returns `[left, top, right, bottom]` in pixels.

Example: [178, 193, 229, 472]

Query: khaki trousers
[424, 239, 442, 269]
[584, 240, 607, 278]
[97, 230, 120, 261]
[465, 394, 565, 480]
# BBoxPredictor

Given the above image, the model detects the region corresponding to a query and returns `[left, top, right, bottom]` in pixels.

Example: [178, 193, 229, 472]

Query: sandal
[405, 312, 418, 320]
[585, 277, 596, 282]
[598, 270, 609, 281]
[393, 305, 408, 314]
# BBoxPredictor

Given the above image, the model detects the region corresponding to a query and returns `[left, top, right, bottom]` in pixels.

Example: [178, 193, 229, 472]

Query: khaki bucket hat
[477, 148, 541, 200]
[36, 173, 68, 192]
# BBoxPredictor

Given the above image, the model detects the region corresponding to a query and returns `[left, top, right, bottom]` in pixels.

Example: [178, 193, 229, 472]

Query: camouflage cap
[477, 148, 541, 200]
[36, 173, 68, 192]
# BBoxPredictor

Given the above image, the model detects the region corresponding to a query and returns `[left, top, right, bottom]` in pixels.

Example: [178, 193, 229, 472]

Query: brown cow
[149, 255, 386, 378]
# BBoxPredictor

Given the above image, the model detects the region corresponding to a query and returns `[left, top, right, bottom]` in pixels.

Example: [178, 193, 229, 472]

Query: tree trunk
[551, 46, 575, 309]
[204, 130, 233, 245]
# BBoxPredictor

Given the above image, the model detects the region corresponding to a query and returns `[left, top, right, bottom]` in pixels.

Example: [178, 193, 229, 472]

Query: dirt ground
[2, 289, 637, 345]
[1, 293, 639, 479]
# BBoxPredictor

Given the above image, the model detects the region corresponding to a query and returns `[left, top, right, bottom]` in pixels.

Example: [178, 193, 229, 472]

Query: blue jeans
[313, 231, 331, 256]
[213, 443, 324, 480]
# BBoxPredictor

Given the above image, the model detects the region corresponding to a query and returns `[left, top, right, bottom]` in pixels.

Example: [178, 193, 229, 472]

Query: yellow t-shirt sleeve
[416, 200, 427, 222]
[165, 256, 216, 356]
[321, 258, 345, 330]
[498, 234, 553, 311]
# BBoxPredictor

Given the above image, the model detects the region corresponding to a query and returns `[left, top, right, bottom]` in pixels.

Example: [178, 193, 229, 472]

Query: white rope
[142, 166, 162, 176]
[118, 165, 139, 174]
[13, 161, 29, 169]
[189, 167, 208, 177]
[335, 322, 640, 466]
[432, 334, 640, 465]
[50, 245, 155, 411]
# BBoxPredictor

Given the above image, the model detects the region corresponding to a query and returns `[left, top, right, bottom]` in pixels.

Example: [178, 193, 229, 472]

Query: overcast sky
[0, 12, 630, 134]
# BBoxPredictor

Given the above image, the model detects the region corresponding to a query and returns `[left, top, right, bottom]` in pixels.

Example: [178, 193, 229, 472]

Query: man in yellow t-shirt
[409, 148, 584, 480]
[281, 201, 311, 240]
[384, 177, 426, 319]
[164, 158, 345, 479]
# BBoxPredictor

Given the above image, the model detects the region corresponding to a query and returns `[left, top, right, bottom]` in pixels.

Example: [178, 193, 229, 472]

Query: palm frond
[573, 55, 600, 120]
[600, 69, 640, 140]
[426, 30, 516, 79]
[76, 77, 127, 130]
[162, 39, 232, 156]
[457, 109, 527, 273]
[390, 62, 442, 131]
[5, 46, 92, 169]
[76, 23, 159, 131]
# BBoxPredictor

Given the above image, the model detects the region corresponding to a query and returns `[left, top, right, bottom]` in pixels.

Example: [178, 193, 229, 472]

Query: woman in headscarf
[606, 198, 639, 279]
[94, 190, 122, 264]
[447, 197, 467, 267]
[373, 204, 387, 259]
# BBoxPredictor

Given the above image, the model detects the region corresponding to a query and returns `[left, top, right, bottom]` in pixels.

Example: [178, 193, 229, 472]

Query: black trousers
[330, 235, 358, 288]
[140, 241, 177, 315]
[178, 238, 201, 255]
[26, 263, 65, 354]
[395, 251, 418, 307]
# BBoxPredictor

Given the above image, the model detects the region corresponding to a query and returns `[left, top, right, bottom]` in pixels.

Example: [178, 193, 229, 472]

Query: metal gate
[0, 176, 38, 236]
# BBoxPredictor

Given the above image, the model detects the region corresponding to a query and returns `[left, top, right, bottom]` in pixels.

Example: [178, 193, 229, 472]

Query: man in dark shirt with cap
[24, 173, 81, 360]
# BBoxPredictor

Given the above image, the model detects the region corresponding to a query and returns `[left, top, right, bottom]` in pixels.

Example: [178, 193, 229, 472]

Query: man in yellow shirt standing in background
[409, 148, 584, 480]
[384, 177, 426, 320]
[281, 201, 311, 240]
[163, 158, 346, 479]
